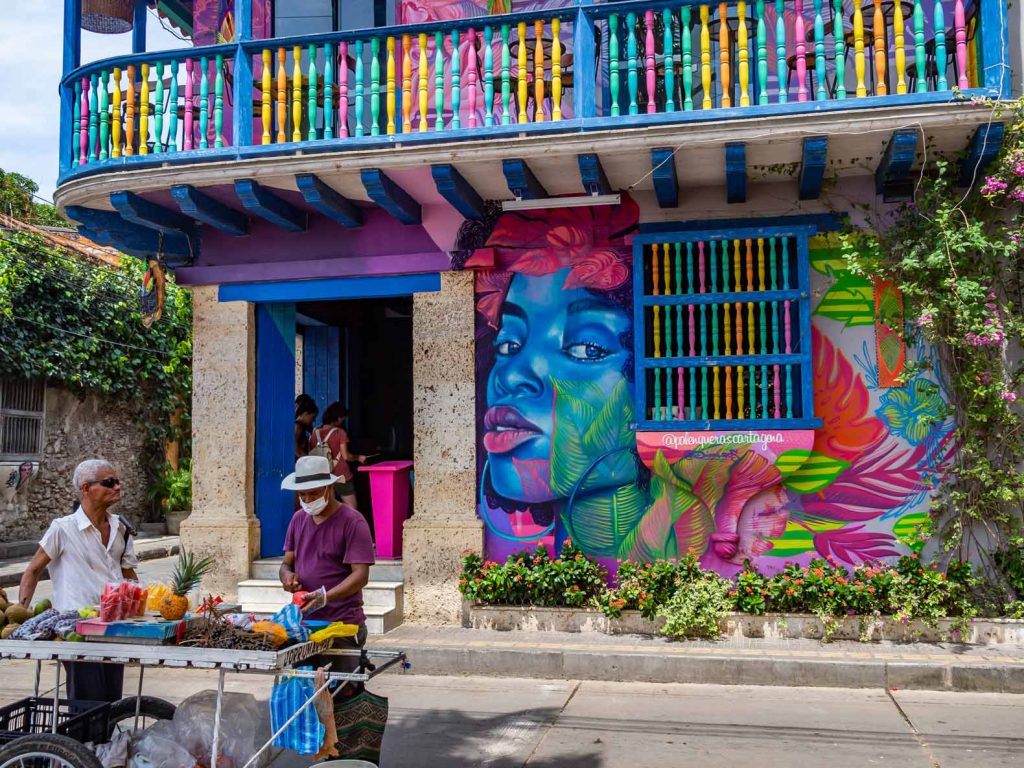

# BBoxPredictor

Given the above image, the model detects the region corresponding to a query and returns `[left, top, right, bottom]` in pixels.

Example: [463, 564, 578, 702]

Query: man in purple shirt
[280, 455, 375, 653]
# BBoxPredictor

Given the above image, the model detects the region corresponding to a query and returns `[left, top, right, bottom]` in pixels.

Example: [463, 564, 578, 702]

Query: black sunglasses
[93, 478, 121, 489]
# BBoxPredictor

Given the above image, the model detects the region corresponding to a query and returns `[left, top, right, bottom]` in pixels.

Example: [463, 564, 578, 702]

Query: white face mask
[300, 494, 329, 516]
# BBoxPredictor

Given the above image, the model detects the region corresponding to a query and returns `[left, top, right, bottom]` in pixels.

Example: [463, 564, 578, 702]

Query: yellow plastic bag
[309, 622, 359, 643]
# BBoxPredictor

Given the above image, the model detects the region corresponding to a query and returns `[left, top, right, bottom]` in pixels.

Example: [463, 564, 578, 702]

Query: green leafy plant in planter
[149, 460, 192, 512]
[596, 556, 702, 619]
[657, 573, 734, 640]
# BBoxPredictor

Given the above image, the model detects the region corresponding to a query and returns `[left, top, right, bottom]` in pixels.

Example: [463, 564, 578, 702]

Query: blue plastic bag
[270, 674, 324, 755]
[272, 603, 310, 643]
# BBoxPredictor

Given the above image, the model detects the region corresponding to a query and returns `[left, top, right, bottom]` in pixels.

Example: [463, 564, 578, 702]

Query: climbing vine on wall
[839, 101, 1024, 582]
[0, 229, 192, 515]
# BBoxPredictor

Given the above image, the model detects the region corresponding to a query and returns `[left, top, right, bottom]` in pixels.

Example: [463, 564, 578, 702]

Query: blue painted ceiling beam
[650, 148, 678, 208]
[957, 123, 1005, 187]
[360, 168, 422, 225]
[798, 136, 828, 200]
[430, 164, 485, 219]
[296, 173, 364, 228]
[502, 158, 548, 199]
[578, 153, 612, 195]
[110, 190, 197, 237]
[66, 205, 193, 265]
[725, 143, 746, 204]
[171, 184, 249, 236]
[234, 179, 307, 232]
[874, 129, 919, 201]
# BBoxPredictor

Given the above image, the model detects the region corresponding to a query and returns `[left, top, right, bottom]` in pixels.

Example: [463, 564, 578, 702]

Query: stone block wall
[12, 386, 148, 541]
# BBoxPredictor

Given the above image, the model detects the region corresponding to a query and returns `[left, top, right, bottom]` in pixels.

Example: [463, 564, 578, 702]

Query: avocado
[5, 605, 32, 625]
[33, 599, 51, 616]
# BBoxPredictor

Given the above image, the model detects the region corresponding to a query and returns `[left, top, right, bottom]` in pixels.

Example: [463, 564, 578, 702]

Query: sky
[0, 2, 187, 201]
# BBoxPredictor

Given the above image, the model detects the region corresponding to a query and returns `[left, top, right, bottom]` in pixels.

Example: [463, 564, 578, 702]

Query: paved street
[1, 661, 1021, 767]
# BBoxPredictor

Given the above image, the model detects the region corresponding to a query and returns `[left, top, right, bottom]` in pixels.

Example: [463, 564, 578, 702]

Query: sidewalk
[369, 625, 1024, 694]
[0, 535, 180, 589]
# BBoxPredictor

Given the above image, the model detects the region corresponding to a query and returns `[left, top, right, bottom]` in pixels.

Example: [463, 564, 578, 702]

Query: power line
[4, 314, 180, 358]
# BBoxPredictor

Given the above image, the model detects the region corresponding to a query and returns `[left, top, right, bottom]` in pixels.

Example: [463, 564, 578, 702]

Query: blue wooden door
[302, 326, 340, 415]
[254, 303, 297, 557]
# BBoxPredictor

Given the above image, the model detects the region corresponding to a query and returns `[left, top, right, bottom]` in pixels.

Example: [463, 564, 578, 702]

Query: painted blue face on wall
[484, 268, 635, 504]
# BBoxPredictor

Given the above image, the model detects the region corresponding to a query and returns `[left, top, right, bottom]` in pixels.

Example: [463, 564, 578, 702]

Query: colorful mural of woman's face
[485, 268, 634, 504]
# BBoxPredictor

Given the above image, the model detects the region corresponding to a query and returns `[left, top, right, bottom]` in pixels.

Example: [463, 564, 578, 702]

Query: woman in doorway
[295, 395, 318, 459]
[310, 402, 366, 510]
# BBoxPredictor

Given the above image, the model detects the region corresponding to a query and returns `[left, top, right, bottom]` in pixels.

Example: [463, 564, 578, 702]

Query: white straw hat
[281, 455, 340, 491]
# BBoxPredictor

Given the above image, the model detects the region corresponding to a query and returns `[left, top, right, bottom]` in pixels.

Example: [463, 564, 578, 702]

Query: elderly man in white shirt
[19, 459, 139, 702]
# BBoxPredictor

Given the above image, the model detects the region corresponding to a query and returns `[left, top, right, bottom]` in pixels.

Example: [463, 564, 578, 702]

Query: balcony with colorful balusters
[55, 0, 1010, 269]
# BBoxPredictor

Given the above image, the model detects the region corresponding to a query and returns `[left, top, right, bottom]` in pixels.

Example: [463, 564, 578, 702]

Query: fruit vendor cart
[0, 638, 407, 768]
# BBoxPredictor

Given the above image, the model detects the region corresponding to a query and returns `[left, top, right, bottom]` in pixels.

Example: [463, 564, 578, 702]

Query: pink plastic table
[358, 460, 413, 559]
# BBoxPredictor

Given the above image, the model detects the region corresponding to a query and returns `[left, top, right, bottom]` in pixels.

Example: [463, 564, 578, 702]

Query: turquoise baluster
[665, 365, 673, 419]
[833, 0, 846, 98]
[709, 240, 718, 293]
[199, 56, 209, 149]
[451, 29, 461, 130]
[501, 24, 511, 125]
[355, 40, 365, 137]
[371, 38, 381, 135]
[663, 8, 676, 111]
[153, 62, 163, 153]
[72, 80, 81, 168]
[814, 0, 826, 100]
[434, 31, 445, 130]
[934, 0, 947, 90]
[681, 7, 694, 110]
[214, 54, 224, 147]
[484, 26, 494, 127]
[781, 237, 790, 289]
[700, 304, 708, 355]
[98, 70, 109, 161]
[610, 13, 621, 116]
[756, 0, 768, 105]
[653, 368, 662, 420]
[88, 73, 98, 162]
[760, 364, 768, 419]
[768, 237, 778, 289]
[627, 12, 638, 115]
[914, 0, 926, 92]
[168, 60, 178, 152]
[775, 0, 787, 103]
[324, 43, 334, 140]
[700, 367, 709, 420]
[720, 239, 729, 292]
[307, 44, 318, 141]
[785, 364, 794, 418]
[748, 365, 755, 419]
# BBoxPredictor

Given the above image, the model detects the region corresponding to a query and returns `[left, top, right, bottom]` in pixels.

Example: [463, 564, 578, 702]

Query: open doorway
[296, 296, 414, 527]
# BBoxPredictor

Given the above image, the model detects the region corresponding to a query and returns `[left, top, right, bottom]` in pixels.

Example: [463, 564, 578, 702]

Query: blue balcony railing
[58, 0, 1008, 184]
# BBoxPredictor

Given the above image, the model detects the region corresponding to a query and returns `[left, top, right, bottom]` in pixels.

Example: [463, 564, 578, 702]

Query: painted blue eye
[564, 342, 609, 361]
[495, 339, 521, 356]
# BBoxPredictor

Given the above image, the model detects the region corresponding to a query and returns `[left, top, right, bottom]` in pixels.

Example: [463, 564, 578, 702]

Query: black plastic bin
[0, 698, 110, 746]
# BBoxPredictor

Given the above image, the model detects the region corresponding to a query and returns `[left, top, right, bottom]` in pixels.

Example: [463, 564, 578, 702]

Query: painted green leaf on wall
[774, 449, 812, 477]
[619, 450, 701, 561]
[813, 268, 876, 327]
[809, 243, 848, 275]
[764, 518, 845, 557]
[892, 511, 930, 552]
[781, 451, 850, 494]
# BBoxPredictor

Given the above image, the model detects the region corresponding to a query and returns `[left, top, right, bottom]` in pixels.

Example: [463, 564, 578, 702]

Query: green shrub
[657, 575, 733, 640]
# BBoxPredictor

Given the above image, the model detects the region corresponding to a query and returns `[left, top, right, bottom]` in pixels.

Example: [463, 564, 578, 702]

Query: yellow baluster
[734, 302, 743, 358]
[713, 366, 721, 419]
[277, 48, 287, 143]
[401, 35, 412, 133]
[292, 45, 302, 142]
[737, 365, 745, 418]
[652, 243, 660, 296]
[733, 240, 741, 293]
[534, 20, 545, 122]
[111, 68, 122, 158]
[724, 366, 733, 419]
[517, 22, 528, 123]
[653, 306, 662, 357]
[552, 18, 562, 121]
[854, 0, 866, 97]
[700, 6, 712, 109]
[719, 3, 731, 108]
[418, 33, 428, 132]
[894, 0, 907, 93]
[757, 238, 766, 291]
[738, 1, 750, 106]
[966, 18, 978, 86]
[261, 50, 272, 144]
[724, 302, 732, 355]
[747, 302, 755, 354]
[746, 238, 754, 291]
[125, 65, 135, 156]
[873, 0, 887, 95]
[386, 36, 397, 135]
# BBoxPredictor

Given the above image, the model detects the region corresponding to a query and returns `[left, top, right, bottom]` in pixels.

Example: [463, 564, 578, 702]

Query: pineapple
[159, 551, 214, 621]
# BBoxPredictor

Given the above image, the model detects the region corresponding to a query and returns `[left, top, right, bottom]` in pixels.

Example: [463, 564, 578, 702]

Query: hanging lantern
[81, 0, 134, 34]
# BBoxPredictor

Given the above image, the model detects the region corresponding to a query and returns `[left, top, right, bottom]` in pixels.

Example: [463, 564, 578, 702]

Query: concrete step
[238, 579, 402, 611]
[250, 557, 403, 583]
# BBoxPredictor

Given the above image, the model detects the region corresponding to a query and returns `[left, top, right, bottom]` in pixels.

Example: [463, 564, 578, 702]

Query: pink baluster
[783, 299, 792, 352]
[773, 365, 782, 418]
[795, 0, 808, 102]
[80, 77, 89, 165]
[698, 241, 706, 292]
[955, 0, 968, 89]
[184, 58, 194, 150]
[645, 10, 657, 113]
[339, 42, 349, 138]
[467, 28, 478, 128]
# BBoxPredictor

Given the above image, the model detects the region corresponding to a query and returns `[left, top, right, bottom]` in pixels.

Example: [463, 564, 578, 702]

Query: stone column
[404, 271, 483, 624]
[181, 286, 261, 599]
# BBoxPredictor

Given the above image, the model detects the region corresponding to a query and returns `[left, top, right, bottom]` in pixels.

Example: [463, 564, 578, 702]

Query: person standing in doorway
[309, 402, 366, 510]
[295, 395, 319, 459]
[18, 459, 138, 702]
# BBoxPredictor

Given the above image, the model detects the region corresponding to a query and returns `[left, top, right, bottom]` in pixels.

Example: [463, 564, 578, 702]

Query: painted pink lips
[483, 406, 543, 454]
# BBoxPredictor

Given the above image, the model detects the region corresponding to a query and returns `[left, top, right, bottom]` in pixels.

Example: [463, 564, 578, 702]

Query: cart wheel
[0, 733, 103, 768]
[106, 696, 176, 738]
